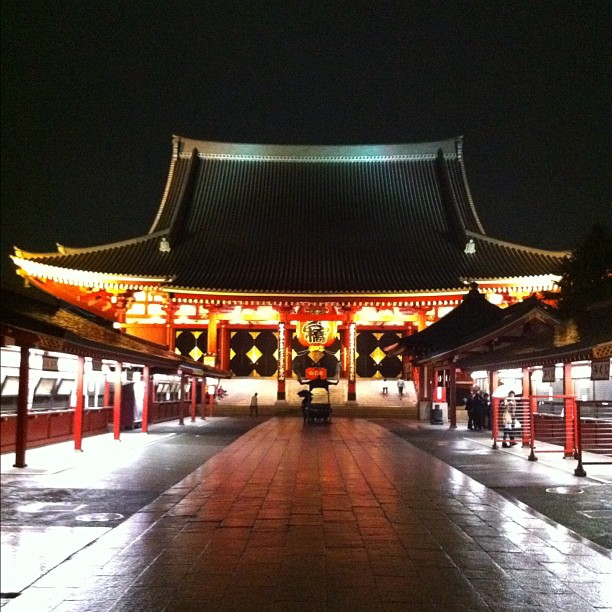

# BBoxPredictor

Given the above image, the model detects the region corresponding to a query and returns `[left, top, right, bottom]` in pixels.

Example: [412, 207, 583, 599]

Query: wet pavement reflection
[1, 417, 611, 611]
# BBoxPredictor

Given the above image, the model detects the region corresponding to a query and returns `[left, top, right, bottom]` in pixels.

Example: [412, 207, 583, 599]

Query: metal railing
[492, 395, 577, 461]
[574, 401, 612, 477]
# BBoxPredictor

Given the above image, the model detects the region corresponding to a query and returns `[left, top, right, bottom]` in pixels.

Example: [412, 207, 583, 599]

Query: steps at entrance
[207, 377, 418, 419]
[207, 402, 417, 419]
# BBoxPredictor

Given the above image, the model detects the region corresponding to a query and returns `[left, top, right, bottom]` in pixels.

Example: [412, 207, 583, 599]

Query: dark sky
[2, 2, 610, 287]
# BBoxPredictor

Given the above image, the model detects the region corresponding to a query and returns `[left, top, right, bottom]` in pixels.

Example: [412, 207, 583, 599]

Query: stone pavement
[2, 417, 612, 611]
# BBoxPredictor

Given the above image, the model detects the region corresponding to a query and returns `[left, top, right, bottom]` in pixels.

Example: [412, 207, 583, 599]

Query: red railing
[492, 395, 577, 461]
[574, 401, 612, 477]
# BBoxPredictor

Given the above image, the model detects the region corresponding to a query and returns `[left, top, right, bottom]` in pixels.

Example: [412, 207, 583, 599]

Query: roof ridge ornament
[464, 239, 476, 254]
[159, 237, 171, 253]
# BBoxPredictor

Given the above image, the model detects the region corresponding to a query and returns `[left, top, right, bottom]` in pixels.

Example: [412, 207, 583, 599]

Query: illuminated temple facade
[12, 136, 568, 401]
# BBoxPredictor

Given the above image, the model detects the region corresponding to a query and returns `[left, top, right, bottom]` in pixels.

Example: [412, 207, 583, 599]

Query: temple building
[11, 135, 569, 403]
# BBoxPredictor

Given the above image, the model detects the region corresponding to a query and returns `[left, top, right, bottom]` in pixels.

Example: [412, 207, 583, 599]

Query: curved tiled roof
[14, 136, 569, 295]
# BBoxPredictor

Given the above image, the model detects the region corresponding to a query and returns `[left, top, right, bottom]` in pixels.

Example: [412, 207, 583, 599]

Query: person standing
[382, 379, 388, 396]
[473, 390, 486, 430]
[465, 390, 476, 430]
[502, 391, 517, 447]
[250, 393, 258, 417]
[397, 376, 405, 399]
[482, 392, 492, 430]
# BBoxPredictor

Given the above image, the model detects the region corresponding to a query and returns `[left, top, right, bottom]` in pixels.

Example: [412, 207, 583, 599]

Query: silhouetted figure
[397, 376, 405, 399]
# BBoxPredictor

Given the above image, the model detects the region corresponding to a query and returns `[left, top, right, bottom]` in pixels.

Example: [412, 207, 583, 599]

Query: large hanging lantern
[296, 320, 338, 349]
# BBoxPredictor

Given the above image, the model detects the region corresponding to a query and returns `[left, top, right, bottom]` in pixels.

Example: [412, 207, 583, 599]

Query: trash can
[430, 403, 444, 425]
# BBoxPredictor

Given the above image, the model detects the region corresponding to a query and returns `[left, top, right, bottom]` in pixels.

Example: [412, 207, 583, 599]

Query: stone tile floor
[3, 417, 612, 611]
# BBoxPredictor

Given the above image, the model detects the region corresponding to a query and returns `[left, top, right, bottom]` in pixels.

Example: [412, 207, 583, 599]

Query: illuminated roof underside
[14, 136, 568, 294]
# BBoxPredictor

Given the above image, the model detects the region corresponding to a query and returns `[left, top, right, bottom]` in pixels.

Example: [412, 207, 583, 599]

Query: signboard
[305, 367, 327, 380]
[591, 360, 610, 381]
[542, 366, 556, 383]
[42, 356, 58, 371]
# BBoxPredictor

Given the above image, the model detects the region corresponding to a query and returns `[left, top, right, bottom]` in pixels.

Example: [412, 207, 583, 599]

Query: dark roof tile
[15, 137, 569, 295]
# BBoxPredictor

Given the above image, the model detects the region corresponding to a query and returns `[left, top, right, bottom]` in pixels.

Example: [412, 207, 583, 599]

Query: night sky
[2, 2, 610, 288]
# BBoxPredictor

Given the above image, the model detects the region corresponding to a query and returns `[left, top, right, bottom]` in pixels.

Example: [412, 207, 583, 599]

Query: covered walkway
[2, 417, 612, 611]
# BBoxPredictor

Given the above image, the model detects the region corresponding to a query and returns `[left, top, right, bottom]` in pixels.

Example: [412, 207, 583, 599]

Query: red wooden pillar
[218, 323, 230, 371]
[164, 300, 177, 350]
[425, 365, 433, 400]
[13, 345, 30, 468]
[113, 361, 123, 440]
[347, 322, 356, 401]
[277, 321, 286, 400]
[190, 376, 197, 422]
[563, 363, 574, 458]
[448, 366, 457, 429]
[200, 378, 207, 419]
[522, 367, 530, 398]
[178, 373, 186, 425]
[489, 370, 499, 396]
[563, 362, 573, 397]
[142, 365, 150, 433]
[416, 365, 424, 400]
[103, 371, 111, 407]
[207, 307, 219, 361]
[73, 355, 85, 451]
[115, 295, 129, 334]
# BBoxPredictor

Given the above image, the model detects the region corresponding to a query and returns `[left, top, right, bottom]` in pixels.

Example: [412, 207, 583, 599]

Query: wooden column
[142, 366, 150, 433]
[563, 362, 573, 396]
[218, 323, 230, 371]
[114, 295, 130, 334]
[416, 308, 427, 332]
[179, 373, 186, 425]
[563, 362, 574, 458]
[207, 307, 219, 361]
[425, 365, 433, 400]
[448, 366, 457, 429]
[277, 321, 286, 400]
[417, 365, 425, 400]
[73, 355, 85, 451]
[103, 371, 111, 407]
[13, 345, 30, 468]
[190, 376, 197, 422]
[113, 361, 123, 440]
[164, 300, 177, 350]
[489, 370, 499, 396]
[347, 322, 356, 401]
[200, 378, 207, 419]
[522, 367, 530, 398]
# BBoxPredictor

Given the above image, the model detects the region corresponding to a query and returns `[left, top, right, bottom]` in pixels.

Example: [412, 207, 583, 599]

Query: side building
[11, 136, 568, 403]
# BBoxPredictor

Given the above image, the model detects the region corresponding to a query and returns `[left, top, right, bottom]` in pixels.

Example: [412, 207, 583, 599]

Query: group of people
[465, 388, 491, 431]
[382, 376, 406, 398]
[466, 387, 520, 447]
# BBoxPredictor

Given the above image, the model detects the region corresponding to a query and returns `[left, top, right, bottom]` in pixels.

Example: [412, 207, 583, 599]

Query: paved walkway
[3, 417, 612, 611]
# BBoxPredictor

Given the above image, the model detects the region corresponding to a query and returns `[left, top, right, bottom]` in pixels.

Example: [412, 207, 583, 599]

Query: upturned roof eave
[13, 230, 168, 260]
[466, 231, 571, 258]
[11, 256, 174, 286]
